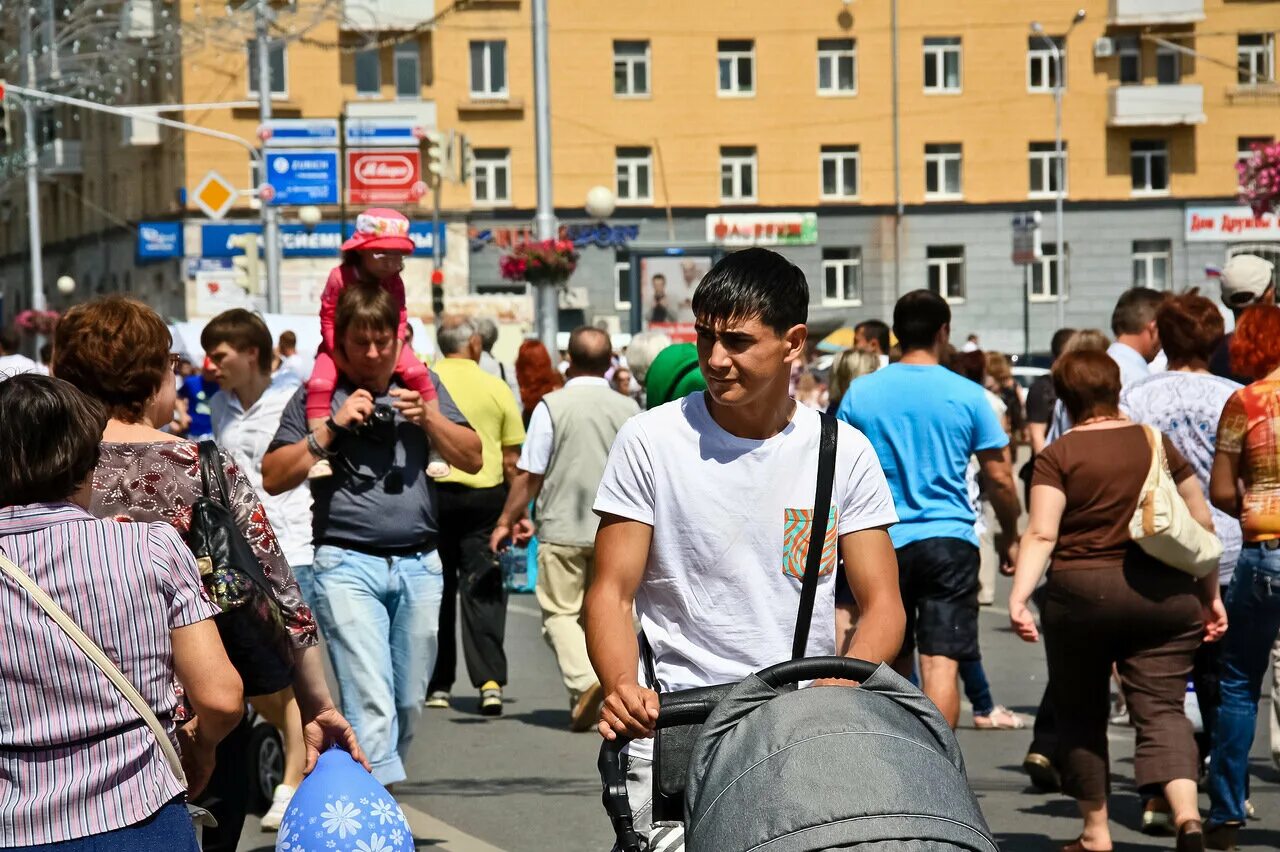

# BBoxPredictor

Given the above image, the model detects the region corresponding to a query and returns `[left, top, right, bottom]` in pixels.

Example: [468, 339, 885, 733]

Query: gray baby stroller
[601, 655, 998, 852]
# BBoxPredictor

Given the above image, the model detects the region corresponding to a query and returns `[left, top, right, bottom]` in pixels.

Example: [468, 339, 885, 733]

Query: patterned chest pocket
[782, 506, 838, 580]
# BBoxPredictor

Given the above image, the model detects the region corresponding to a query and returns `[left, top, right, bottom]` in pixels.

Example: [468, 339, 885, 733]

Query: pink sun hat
[341, 208, 416, 254]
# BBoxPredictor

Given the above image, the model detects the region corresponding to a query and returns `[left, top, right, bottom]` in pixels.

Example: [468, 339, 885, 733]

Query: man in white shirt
[473, 316, 522, 412]
[1107, 287, 1166, 387]
[584, 248, 906, 838]
[277, 330, 313, 383]
[0, 329, 39, 378]
[855, 319, 892, 368]
[202, 309, 313, 832]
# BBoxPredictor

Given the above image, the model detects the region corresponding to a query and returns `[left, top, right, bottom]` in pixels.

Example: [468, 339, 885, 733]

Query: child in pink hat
[307, 208, 441, 476]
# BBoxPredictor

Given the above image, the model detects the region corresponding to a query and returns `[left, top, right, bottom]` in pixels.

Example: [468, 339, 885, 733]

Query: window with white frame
[1131, 140, 1170, 194]
[469, 40, 508, 98]
[472, 148, 511, 205]
[822, 248, 863, 305]
[1028, 141, 1067, 197]
[720, 146, 757, 202]
[355, 49, 380, 97]
[1156, 45, 1181, 84]
[820, 145, 860, 199]
[1118, 37, 1142, 84]
[615, 146, 653, 203]
[246, 39, 287, 97]
[926, 245, 965, 301]
[615, 259, 632, 309]
[395, 41, 420, 99]
[1030, 242, 1066, 300]
[923, 37, 961, 92]
[1027, 36, 1063, 92]
[614, 41, 650, 96]
[1132, 240, 1172, 290]
[924, 143, 962, 199]
[718, 40, 755, 95]
[1238, 135, 1274, 163]
[1238, 34, 1276, 85]
[817, 38, 857, 94]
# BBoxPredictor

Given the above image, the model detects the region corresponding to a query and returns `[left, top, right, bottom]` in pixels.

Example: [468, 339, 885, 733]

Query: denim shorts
[896, 537, 981, 661]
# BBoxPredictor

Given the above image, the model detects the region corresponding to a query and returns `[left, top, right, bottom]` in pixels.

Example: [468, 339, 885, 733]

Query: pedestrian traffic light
[227, 233, 261, 295]
[425, 130, 447, 183]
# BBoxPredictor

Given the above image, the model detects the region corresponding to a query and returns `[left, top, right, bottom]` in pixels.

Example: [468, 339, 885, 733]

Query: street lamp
[298, 205, 322, 231]
[1031, 8, 1086, 333]
[55, 275, 76, 295]
[585, 186, 617, 221]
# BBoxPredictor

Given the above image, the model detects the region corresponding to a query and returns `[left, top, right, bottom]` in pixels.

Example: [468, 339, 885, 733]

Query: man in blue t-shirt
[180, 359, 220, 441]
[838, 290, 1021, 728]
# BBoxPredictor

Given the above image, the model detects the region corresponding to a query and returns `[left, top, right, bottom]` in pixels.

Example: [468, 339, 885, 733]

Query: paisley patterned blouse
[91, 440, 318, 648]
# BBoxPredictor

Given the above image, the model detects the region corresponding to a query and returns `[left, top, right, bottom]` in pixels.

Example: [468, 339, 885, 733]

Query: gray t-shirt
[269, 372, 469, 552]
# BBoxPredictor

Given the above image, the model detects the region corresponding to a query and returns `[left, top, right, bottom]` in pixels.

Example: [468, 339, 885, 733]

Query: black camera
[370, 403, 396, 425]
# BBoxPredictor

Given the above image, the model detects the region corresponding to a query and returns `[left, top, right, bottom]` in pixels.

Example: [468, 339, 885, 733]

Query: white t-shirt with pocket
[593, 392, 898, 758]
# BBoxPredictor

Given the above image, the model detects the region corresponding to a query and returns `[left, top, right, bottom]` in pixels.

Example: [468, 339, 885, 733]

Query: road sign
[347, 148, 424, 204]
[1012, 211, 1043, 265]
[137, 222, 183, 259]
[193, 170, 238, 220]
[265, 149, 339, 205]
[345, 118, 423, 148]
[263, 118, 340, 148]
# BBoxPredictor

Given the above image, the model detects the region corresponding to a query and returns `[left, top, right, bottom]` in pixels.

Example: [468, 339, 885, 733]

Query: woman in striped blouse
[0, 375, 244, 849]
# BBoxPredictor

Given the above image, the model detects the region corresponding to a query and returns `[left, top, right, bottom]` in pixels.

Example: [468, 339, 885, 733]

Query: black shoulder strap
[196, 440, 232, 507]
[791, 413, 839, 660]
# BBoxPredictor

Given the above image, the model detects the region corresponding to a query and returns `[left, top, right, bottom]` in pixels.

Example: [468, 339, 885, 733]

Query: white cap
[1220, 254, 1276, 308]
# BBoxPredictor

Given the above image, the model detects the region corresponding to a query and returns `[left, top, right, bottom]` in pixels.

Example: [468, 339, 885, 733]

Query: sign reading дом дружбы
[1185, 205, 1280, 242]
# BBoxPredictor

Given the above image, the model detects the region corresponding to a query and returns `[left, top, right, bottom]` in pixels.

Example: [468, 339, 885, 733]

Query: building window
[924, 143, 962, 199]
[1156, 45, 1181, 84]
[1118, 37, 1141, 84]
[469, 40, 508, 99]
[717, 40, 755, 96]
[615, 260, 631, 309]
[1132, 240, 1172, 289]
[926, 246, 965, 301]
[355, 49, 380, 97]
[1030, 242, 1066, 301]
[720, 147, 757, 202]
[1238, 135, 1274, 163]
[1027, 36, 1063, 92]
[1130, 140, 1170, 195]
[1028, 142, 1067, 198]
[822, 248, 863, 305]
[614, 41, 650, 96]
[472, 148, 511, 205]
[615, 146, 653, 204]
[395, 41, 420, 99]
[923, 37, 961, 92]
[1238, 34, 1275, 85]
[817, 38, 857, 94]
[820, 145, 860, 199]
[246, 39, 287, 97]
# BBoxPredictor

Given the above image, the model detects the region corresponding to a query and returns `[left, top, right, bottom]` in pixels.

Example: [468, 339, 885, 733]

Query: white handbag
[0, 551, 217, 844]
[1127, 425, 1223, 579]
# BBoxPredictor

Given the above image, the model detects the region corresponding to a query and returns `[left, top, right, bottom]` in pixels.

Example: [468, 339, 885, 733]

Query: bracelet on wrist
[324, 417, 350, 437]
[306, 430, 336, 459]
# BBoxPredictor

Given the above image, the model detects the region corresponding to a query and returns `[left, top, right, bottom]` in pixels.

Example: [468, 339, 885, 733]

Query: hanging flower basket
[500, 239, 579, 285]
[1237, 140, 1280, 217]
[14, 309, 60, 337]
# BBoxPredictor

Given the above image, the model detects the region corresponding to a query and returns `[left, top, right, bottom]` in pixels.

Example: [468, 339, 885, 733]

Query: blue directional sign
[264, 119, 340, 148]
[137, 221, 184, 259]
[201, 221, 446, 258]
[345, 118, 422, 147]
[265, 150, 340, 205]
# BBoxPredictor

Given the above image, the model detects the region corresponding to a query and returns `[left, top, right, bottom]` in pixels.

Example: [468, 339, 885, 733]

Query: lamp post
[585, 186, 617, 221]
[298, 205, 322, 231]
[531, 0, 557, 355]
[1031, 8, 1085, 333]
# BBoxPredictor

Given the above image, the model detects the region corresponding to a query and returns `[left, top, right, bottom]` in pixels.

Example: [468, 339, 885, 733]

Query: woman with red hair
[1206, 303, 1280, 846]
[515, 339, 563, 427]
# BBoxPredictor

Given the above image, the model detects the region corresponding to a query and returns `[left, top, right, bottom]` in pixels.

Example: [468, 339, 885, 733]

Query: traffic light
[425, 130, 447, 185]
[458, 134, 473, 184]
[227, 233, 261, 295]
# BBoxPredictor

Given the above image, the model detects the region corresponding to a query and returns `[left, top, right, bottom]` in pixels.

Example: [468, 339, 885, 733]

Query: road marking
[401, 802, 508, 852]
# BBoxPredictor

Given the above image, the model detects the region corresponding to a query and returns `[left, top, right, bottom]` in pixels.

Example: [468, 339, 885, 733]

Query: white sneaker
[260, 784, 295, 831]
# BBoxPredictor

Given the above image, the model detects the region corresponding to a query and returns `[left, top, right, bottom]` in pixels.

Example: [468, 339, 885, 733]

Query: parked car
[1011, 365, 1050, 392]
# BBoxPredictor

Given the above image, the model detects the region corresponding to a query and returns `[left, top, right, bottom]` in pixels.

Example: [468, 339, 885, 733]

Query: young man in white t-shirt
[585, 248, 906, 835]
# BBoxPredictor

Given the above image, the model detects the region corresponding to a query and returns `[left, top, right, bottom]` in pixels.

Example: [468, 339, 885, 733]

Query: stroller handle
[754, 655, 880, 689]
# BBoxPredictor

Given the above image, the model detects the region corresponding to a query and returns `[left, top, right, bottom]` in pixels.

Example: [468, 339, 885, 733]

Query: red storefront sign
[346, 149, 426, 204]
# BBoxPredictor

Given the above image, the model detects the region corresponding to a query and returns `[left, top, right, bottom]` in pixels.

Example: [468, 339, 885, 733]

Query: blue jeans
[1207, 544, 1280, 826]
[960, 658, 995, 718]
[20, 800, 197, 851]
[309, 545, 444, 786]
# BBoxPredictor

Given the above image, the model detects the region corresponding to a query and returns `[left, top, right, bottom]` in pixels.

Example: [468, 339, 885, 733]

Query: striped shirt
[0, 503, 220, 845]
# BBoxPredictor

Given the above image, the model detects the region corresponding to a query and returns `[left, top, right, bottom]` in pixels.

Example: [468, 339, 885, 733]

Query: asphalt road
[240, 579, 1280, 852]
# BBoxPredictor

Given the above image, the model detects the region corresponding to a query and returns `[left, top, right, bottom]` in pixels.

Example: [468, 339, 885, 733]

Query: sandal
[974, 705, 1026, 730]
[1061, 837, 1112, 852]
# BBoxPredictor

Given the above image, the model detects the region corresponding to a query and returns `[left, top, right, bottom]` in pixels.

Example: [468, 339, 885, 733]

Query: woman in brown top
[51, 297, 367, 851]
[1008, 350, 1226, 852]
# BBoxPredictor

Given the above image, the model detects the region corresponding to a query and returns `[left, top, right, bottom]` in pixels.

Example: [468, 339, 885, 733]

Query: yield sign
[193, 170, 238, 220]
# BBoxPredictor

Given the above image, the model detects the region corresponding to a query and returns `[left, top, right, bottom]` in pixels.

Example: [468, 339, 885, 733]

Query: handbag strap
[1139, 425, 1165, 489]
[792, 412, 839, 659]
[0, 550, 187, 788]
[197, 440, 231, 507]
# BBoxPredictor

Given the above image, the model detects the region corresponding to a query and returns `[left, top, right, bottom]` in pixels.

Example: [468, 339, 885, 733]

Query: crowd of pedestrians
[3, 212, 1280, 851]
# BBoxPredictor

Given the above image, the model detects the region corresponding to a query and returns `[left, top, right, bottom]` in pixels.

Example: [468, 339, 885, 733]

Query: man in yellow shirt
[426, 317, 526, 715]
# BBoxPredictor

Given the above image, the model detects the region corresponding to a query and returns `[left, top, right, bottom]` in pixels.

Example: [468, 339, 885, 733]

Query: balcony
[1108, 84, 1205, 126]
[1110, 0, 1204, 26]
[38, 139, 83, 175]
[343, 0, 435, 30]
